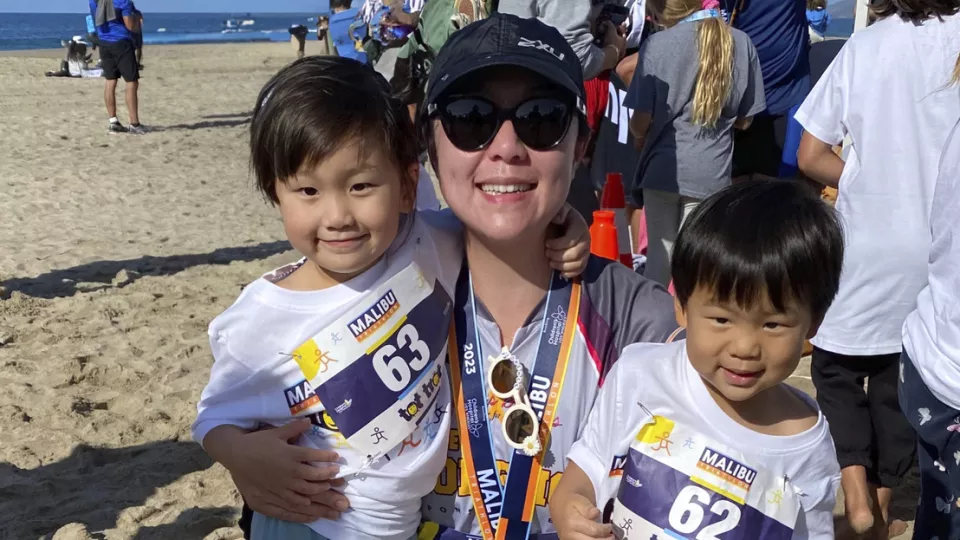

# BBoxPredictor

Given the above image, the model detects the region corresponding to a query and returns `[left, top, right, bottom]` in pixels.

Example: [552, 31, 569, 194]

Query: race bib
[610, 416, 799, 540]
[290, 262, 452, 457]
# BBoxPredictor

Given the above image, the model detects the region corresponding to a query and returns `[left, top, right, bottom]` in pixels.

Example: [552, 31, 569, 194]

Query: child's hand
[547, 203, 591, 279]
[554, 493, 614, 540]
[204, 420, 349, 523]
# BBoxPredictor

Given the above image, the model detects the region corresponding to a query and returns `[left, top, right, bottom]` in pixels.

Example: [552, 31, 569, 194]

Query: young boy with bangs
[552, 180, 845, 540]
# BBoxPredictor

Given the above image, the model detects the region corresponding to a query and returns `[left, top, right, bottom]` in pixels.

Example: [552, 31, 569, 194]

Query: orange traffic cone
[601, 173, 632, 267]
[590, 210, 620, 262]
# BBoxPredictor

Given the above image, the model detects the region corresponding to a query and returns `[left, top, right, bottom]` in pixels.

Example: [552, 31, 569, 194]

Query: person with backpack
[391, 0, 495, 122]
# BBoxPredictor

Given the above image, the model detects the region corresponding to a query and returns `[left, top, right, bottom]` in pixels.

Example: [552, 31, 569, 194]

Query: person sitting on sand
[192, 55, 590, 540]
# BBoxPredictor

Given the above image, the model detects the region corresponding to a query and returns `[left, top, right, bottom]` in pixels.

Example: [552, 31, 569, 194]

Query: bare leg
[125, 80, 140, 125]
[104, 78, 118, 119]
[841, 465, 875, 534]
[872, 486, 907, 539]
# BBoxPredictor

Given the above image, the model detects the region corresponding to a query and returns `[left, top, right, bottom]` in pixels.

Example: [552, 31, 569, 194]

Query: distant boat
[222, 18, 256, 31]
[157, 27, 166, 32]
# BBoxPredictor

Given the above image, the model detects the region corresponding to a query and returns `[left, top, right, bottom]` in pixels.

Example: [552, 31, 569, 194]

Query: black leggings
[811, 347, 916, 487]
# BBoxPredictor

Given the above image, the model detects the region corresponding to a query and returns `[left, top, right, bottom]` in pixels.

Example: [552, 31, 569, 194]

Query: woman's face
[431, 68, 583, 245]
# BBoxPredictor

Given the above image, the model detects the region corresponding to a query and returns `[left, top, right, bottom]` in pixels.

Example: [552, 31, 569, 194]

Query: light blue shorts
[251, 513, 418, 540]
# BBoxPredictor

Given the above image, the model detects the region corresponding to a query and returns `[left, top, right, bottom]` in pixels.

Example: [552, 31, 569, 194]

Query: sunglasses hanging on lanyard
[448, 267, 582, 540]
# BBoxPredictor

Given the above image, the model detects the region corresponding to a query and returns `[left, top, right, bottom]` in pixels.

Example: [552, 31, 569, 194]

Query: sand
[0, 40, 916, 539]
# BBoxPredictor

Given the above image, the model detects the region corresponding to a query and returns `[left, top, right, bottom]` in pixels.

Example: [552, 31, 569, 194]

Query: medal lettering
[529, 375, 550, 420]
[463, 342, 476, 375]
[477, 468, 503, 528]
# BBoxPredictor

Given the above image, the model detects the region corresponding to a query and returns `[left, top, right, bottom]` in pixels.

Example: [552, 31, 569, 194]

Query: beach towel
[95, 0, 117, 27]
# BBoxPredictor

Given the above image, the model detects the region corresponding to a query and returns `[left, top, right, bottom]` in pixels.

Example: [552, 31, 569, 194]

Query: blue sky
[3, 1, 322, 12]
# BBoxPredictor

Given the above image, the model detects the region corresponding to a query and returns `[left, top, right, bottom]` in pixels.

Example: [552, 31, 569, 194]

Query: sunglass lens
[504, 408, 536, 442]
[441, 98, 497, 151]
[490, 360, 518, 396]
[515, 98, 571, 150]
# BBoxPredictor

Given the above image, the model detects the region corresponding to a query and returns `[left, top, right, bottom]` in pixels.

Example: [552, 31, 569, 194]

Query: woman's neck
[465, 231, 553, 348]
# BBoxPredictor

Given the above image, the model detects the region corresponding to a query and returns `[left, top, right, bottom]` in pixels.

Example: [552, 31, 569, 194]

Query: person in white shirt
[900, 112, 960, 537]
[192, 56, 590, 540]
[552, 180, 845, 540]
[794, 2, 960, 536]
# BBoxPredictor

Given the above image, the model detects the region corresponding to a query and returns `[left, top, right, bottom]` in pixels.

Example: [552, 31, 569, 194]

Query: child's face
[276, 138, 416, 287]
[676, 286, 819, 404]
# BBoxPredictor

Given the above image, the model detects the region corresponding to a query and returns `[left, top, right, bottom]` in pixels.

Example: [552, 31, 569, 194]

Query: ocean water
[0, 12, 324, 51]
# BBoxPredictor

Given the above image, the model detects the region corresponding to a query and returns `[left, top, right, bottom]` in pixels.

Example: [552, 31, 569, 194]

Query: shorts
[99, 38, 139, 82]
[731, 105, 803, 178]
[250, 512, 419, 540]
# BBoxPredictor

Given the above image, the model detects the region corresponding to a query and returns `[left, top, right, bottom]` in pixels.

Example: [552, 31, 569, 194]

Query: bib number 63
[372, 324, 431, 392]
[667, 485, 742, 540]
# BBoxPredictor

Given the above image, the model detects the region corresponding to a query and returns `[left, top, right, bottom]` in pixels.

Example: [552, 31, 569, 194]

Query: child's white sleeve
[566, 361, 634, 505]
[794, 437, 842, 540]
[794, 42, 852, 147]
[191, 329, 263, 448]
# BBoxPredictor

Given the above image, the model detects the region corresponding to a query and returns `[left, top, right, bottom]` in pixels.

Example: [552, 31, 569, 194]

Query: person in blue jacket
[806, 0, 831, 42]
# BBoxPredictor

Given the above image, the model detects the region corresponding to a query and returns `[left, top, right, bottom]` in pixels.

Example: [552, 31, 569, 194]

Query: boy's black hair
[870, 0, 959, 23]
[331, 0, 353, 10]
[671, 180, 844, 323]
[250, 56, 418, 204]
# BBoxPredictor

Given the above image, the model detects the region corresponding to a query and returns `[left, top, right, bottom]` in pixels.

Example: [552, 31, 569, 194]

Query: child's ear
[674, 296, 688, 328]
[805, 315, 824, 340]
[401, 163, 419, 213]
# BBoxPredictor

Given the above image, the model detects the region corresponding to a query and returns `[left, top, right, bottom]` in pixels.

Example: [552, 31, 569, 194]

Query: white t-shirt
[625, 0, 646, 49]
[904, 115, 960, 411]
[192, 212, 462, 540]
[794, 14, 960, 356]
[568, 341, 841, 540]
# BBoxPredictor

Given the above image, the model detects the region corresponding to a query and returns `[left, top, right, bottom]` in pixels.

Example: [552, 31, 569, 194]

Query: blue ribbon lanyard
[454, 267, 573, 540]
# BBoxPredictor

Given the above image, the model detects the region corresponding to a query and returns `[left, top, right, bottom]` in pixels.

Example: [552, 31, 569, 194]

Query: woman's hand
[203, 421, 350, 523]
[547, 204, 591, 279]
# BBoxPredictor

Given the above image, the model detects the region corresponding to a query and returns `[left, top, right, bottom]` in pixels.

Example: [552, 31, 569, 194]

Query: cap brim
[427, 54, 584, 112]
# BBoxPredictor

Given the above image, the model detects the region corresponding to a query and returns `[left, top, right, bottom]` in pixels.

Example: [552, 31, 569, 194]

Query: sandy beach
[0, 40, 916, 539]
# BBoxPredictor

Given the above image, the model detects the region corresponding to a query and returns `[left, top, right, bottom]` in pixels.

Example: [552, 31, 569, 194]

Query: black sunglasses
[429, 96, 575, 152]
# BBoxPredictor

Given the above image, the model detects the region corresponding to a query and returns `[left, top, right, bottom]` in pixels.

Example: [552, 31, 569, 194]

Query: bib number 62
[372, 324, 431, 392]
[667, 485, 742, 540]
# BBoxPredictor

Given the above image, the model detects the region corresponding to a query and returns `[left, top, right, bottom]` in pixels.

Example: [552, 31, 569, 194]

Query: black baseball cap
[424, 13, 586, 114]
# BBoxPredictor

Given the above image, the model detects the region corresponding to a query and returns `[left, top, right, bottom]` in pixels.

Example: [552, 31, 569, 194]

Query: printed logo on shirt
[306, 409, 340, 432]
[397, 362, 443, 421]
[348, 289, 400, 342]
[696, 447, 758, 492]
[334, 399, 353, 414]
[610, 453, 629, 477]
[284, 379, 321, 415]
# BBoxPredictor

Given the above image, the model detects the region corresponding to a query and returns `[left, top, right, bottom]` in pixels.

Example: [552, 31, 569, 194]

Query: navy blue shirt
[88, 0, 134, 43]
[722, 0, 810, 114]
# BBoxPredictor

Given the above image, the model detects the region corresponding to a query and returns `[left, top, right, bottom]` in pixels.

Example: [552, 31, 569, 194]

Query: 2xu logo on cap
[697, 447, 758, 491]
[518, 37, 565, 61]
[349, 290, 400, 342]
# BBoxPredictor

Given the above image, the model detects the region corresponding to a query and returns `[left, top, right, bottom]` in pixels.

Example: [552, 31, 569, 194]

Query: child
[805, 0, 830, 43]
[191, 56, 589, 540]
[795, 2, 960, 537]
[628, 0, 765, 288]
[551, 180, 845, 540]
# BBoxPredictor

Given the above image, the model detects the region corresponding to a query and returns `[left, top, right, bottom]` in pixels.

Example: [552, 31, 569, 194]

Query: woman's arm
[797, 131, 844, 188]
[630, 111, 652, 152]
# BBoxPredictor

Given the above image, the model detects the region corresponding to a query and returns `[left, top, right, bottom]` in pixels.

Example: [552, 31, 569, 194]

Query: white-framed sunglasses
[487, 348, 542, 457]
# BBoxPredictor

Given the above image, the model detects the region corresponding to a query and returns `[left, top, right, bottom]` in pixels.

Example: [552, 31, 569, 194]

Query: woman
[203, 14, 678, 539]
